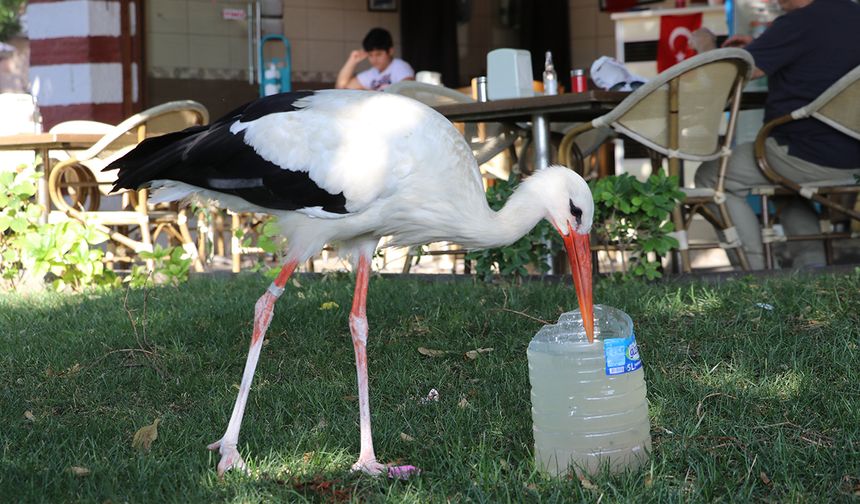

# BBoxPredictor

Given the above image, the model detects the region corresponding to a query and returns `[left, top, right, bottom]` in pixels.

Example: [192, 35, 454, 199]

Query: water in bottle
[542, 51, 558, 96]
[527, 305, 651, 477]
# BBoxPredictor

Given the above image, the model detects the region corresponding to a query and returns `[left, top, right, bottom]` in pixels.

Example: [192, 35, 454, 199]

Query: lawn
[1, 270, 859, 502]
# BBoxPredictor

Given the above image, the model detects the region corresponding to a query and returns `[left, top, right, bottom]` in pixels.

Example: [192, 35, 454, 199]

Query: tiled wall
[145, 0, 677, 87]
[147, 0, 252, 80]
[146, 0, 400, 84]
[282, 0, 400, 83]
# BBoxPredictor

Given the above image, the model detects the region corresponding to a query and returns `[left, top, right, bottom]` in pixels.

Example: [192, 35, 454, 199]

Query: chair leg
[760, 193, 774, 270]
[176, 208, 204, 272]
[670, 205, 692, 273]
[402, 247, 415, 273]
[232, 213, 241, 274]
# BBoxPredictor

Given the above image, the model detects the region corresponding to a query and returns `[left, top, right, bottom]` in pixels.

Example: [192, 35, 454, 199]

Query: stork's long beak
[561, 224, 594, 342]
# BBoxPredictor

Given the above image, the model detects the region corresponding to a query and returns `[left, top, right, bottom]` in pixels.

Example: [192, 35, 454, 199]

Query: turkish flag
[657, 13, 703, 72]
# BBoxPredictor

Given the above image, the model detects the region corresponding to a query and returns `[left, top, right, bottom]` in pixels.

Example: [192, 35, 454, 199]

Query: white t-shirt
[356, 58, 414, 91]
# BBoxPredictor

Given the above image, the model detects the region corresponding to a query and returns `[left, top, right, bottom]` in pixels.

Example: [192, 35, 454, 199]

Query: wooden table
[434, 90, 768, 172]
[0, 133, 104, 222]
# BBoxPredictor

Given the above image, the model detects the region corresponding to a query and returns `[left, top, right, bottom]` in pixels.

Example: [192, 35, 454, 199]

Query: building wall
[142, 0, 682, 113]
[144, 0, 400, 116]
[281, 0, 400, 84]
[25, 0, 135, 129]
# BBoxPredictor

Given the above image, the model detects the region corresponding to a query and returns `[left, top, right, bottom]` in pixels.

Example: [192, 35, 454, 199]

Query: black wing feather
[107, 91, 348, 214]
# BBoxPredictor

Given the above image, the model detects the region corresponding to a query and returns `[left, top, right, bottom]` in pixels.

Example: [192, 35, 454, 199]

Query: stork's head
[534, 166, 595, 341]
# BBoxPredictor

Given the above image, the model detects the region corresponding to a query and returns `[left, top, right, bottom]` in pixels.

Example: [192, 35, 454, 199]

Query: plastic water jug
[527, 305, 651, 476]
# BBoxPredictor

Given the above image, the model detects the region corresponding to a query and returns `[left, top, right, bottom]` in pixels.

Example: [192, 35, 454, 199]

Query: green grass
[2, 271, 860, 502]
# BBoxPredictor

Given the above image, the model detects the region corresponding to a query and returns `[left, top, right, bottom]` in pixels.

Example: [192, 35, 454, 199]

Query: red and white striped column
[27, 0, 138, 129]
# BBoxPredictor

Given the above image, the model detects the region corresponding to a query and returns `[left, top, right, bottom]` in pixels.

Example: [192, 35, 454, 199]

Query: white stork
[108, 89, 595, 477]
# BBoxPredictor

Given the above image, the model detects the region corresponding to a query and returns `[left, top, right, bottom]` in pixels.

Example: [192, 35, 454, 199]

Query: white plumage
[109, 89, 596, 477]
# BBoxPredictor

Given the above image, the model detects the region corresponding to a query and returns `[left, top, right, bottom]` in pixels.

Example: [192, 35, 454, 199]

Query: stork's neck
[470, 178, 548, 249]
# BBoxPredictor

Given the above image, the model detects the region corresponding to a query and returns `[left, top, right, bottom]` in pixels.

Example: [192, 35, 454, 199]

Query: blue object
[726, 0, 735, 36]
[604, 333, 642, 376]
[259, 35, 291, 97]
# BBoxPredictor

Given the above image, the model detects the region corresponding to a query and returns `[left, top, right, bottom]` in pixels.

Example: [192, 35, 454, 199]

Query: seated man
[335, 28, 414, 91]
[695, 0, 860, 269]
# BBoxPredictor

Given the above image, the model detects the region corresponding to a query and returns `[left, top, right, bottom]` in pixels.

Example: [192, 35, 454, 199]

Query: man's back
[747, 0, 860, 168]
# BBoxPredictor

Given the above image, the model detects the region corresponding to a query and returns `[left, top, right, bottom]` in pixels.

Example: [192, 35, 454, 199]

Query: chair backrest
[69, 100, 208, 189]
[384, 80, 474, 106]
[592, 48, 754, 161]
[79, 100, 209, 161]
[791, 64, 860, 141]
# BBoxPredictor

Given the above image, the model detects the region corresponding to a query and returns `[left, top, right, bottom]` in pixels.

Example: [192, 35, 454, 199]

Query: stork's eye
[569, 199, 583, 225]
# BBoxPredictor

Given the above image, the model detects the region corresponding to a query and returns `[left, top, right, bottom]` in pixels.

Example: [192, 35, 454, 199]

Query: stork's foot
[207, 439, 248, 478]
[350, 457, 387, 476]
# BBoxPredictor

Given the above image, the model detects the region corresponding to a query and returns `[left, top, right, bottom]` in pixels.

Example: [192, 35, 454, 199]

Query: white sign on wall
[222, 8, 246, 21]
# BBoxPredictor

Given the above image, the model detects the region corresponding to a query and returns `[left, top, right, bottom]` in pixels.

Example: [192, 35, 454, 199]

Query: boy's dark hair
[362, 28, 393, 52]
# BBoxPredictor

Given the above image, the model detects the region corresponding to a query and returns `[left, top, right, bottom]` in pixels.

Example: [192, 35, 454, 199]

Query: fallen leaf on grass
[46, 363, 82, 377]
[400, 432, 414, 442]
[23, 410, 35, 422]
[759, 471, 771, 486]
[417, 347, 448, 357]
[291, 278, 303, 289]
[644, 474, 654, 487]
[68, 466, 90, 477]
[296, 291, 306, 299]
[458, 397, 470, 409]
[465, 348, 494, 360]
[579, 477, 598, 490]
[302, 451, 315, 464]
[319, 301, 339, 310]
[132, 419, 160, 452]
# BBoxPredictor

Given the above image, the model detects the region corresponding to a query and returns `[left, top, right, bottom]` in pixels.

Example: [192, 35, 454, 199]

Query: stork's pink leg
[207, 260, 298, 477]
[347, 255, 387, 475]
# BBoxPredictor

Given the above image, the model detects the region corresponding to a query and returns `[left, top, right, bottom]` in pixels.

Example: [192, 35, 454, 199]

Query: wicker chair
[560, 48, 755, 273]
[47, 101, 209, 269]
[752, 64, 860, 269]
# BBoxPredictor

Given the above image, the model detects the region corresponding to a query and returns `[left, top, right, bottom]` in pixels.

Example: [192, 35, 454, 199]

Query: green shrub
[590, 172, 684, 280]
[1, 167, 192, 291]
[466, 177, 563, 281]
[467, 171, 684, 281]
[127, 245, 192, 288]
[0, 168, 120, 290]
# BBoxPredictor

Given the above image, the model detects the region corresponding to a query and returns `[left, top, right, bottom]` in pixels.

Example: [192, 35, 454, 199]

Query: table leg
[531, 113, 550, 172]
[38, 147, 50, 224]
[531, 113, 554, 273]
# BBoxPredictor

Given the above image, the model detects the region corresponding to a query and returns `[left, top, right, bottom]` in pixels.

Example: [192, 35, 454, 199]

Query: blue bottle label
[604, 333, 642, 376]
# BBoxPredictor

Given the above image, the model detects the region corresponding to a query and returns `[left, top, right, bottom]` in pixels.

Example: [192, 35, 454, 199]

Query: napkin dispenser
[487, 49, 535, 100]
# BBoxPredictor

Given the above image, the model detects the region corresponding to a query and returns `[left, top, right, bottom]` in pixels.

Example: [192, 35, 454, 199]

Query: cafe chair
[751, 64, 860, 269]
[561, 48, 755, 273]
[47, 100, 209, 270]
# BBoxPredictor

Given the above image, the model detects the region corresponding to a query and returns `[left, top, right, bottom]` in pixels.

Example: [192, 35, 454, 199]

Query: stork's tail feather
[106, 125, 208, 192]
